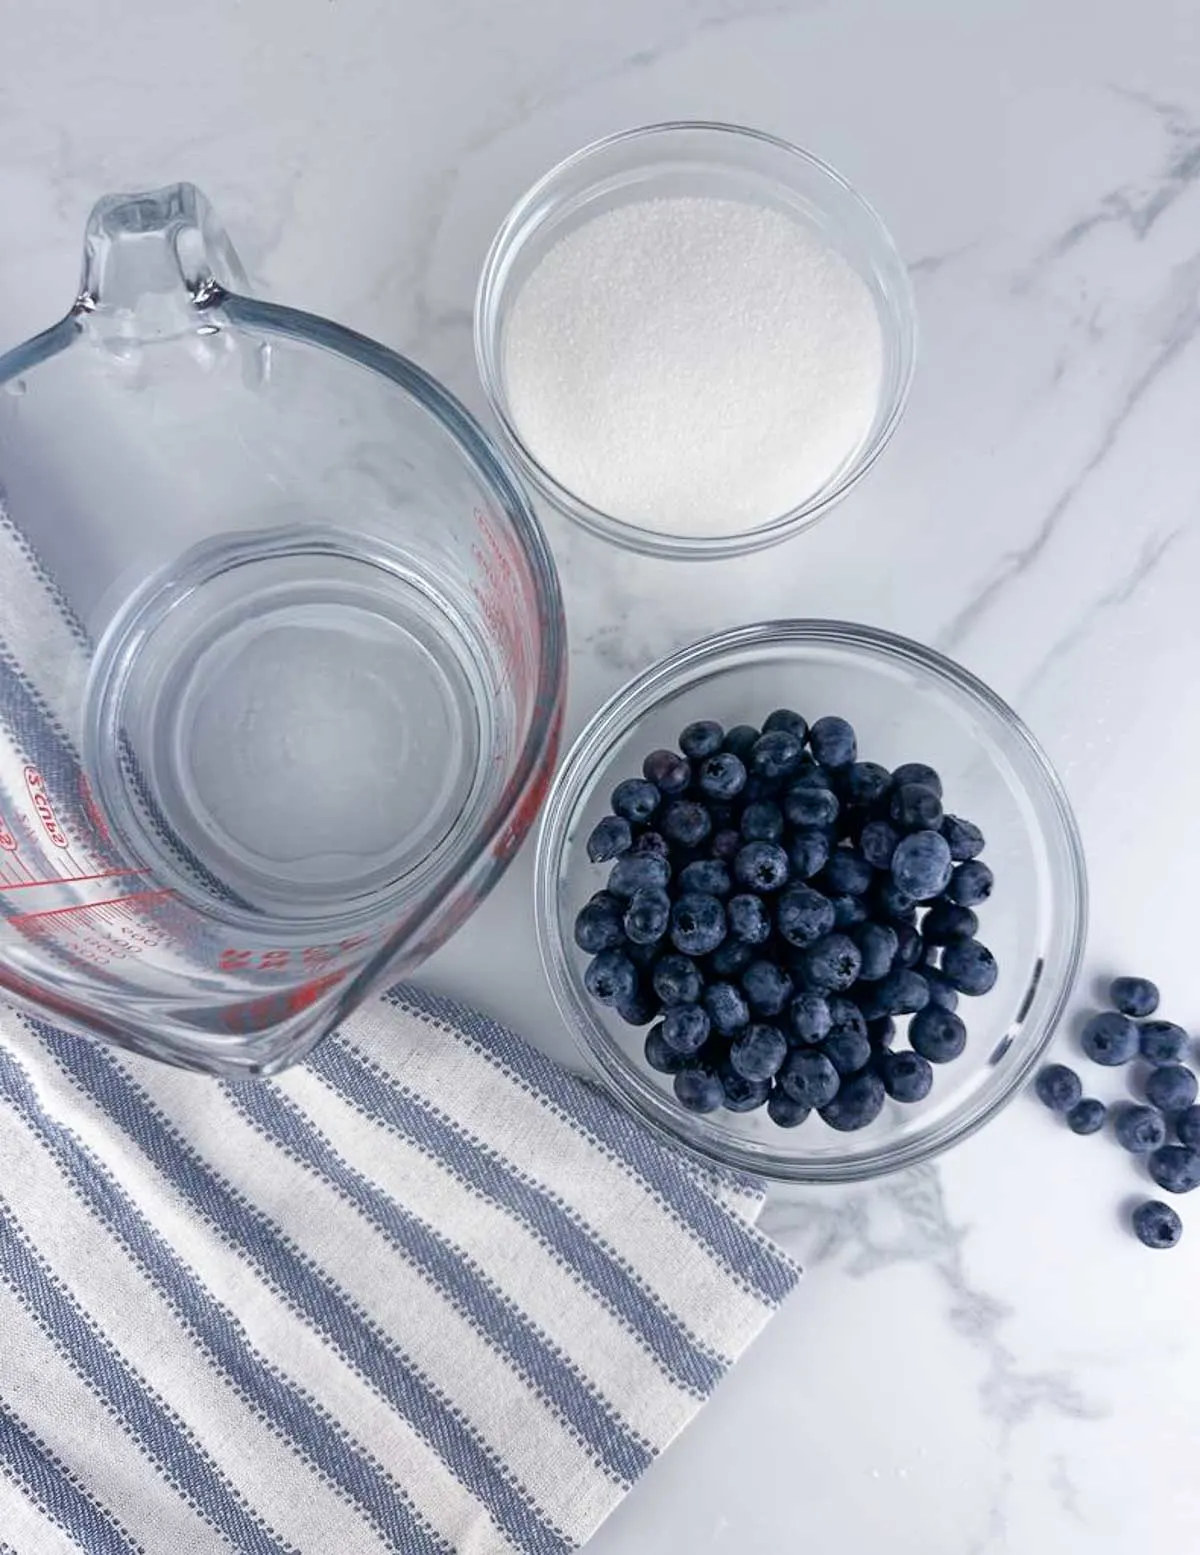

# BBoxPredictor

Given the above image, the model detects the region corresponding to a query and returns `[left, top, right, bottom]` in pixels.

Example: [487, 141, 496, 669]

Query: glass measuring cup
[0, 183, 565, 1075]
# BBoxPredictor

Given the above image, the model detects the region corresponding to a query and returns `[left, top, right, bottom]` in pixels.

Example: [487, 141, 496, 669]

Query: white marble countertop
[3, 0, 1199, 1549]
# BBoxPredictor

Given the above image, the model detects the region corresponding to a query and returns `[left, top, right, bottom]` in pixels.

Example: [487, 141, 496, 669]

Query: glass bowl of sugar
[475, 121, 917, 559]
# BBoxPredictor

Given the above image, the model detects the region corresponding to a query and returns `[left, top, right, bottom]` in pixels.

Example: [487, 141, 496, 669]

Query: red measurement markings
[23, 766, 68, 848]
[0, 814, 18, 852]
[10, 886, 175, 925]
[0, 867, 146, 893]
[217, 934, 372, 975]
[78, 774, 112, 845]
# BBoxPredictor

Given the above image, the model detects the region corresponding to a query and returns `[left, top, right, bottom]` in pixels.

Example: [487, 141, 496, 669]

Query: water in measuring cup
[85, 530, 494, 923]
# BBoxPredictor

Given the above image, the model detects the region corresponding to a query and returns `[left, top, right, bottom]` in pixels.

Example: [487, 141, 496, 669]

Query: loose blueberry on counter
[1114, 1104, 1168, 1154]
[777, 885, 836, 948]
[922, 968, 961, 1012]
[611, 777, 661, 825]
[645, 1024, 691, 1074]
[1066, 1097, 1107, 1135]
[788, 991, 833, 1044]
[587, 814, 632, 863]
[661, 799, 713, 849]
[615, 985, 659, 1026]
[1144, 1064, 1199, 1115]
[860, 819, 900, 869]
[852, 920, 899, 981]
[843, 761, 892, 808]
[674, 1068, 725, 1114]
[741, 959, 794, 1018]
[678, 858, 732, 897]
[750, 730, 805, 781]
[763, 708, 809, 741]
[767, 1088, 812, 1128]
[722, 725, 761, 762]
[704, 980, 751, 1036]
[608, 851, 670, 899]
[729, 1023, 789, 1082]
[822, 848, 874, 897]
[910, 1004, 968, 1063]
[890, 783, 943, 832]
[719, 1066, 771, 1112]
[891, 830, 954, 901]
[784, 783, 840, 829]
[624, 887, 672, 944]
[1080, 1010, 1139, 1066]
[652, 950, 705, 1006]
[809, 715, 857, 769]
[778, 1048, 841, 1109]
[709, 937, 755, 977]
[740, 801, 785, 843]
[574, 893, 626, 953]
[941, 814, 985, 861]
[734, 841, 791, 893]
[680, 720, 725, 760]
[921, 900, 978, 944]
[584, 950, 638, 1007]
[878, 1048, 934, 1102]
[1138, 1020, 1188, 1065]
[697, 752, 747, 802]
[822, 1025, 872, 1077]
[642, 748, 692, 795]
[1109, 975, 1160, 1019]
[788, 829, 832, 880]
[1148, 1144, 1200, 1194]
[946, 859, 994, 907]
[797, 932, 863, 993]
[727, 892, 772, 945]
[892, 762, 943, 797]
[660, 1003, 711, 1054]
[670, 892, 726, 956]
[820, 1068, 886, 1131]
[1034, 1063, 1083, 1113]
[1176, 1105, 1200, 1150]
[940, 938, 999, 997]
[1132, 1200, 1183, 1249]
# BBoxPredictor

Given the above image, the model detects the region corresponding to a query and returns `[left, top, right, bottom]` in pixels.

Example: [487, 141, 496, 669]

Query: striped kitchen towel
[0, 984, 799, 1554]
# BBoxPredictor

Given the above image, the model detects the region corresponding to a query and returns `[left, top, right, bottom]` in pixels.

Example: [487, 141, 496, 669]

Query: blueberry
[679, 859, 732, 897]
[624, 887, 672, 945]
[831, 894, 869, 929]
[827, 995, 868, 1042]
[674, 1068, 725, 1114]
[574, 894, 626, 953]
[653, 954, 704, 1008]
[868, 1015, 897, 1048]
[719, 1067, 771, 1113]
[1115, 1104, 1168, 1154]
[842, 761, 893, 808]
[788, 991, 833, 1044]
[851, 923, 899, 985]
[922, 968, 960, 1012]
[584, 950, 638, 1007]
[1145, 1065, 1198, 1114]
[670, 893, 727, 956]
[661, 800, 713, 849]
[733, 842, 790, 893]
[1132, 1200, 1183, 1249]
[750, 730, 805, 781]
[873, 876, 917, 922]
[776, 885, 836, 948]
[946, 860, 994, 907]
[727, 893, 771, 945]
[709, 938, 755, 977]
[611, 778, 660, 825]
[797, 932, 863, 993]
[940, 938, 999, 997]
[941, 814, 986, 861]
[587, 815, 633, 863]
[891, 921, 924, 970]
[878, 1048, 935, 1103]
[1138, 1020, 1188, 1066]
[645, 1024, 691, 1074]
[723, 725, 761, 762]
[1177, 1106, 1200, 1150]
[680, 720, 725, 760]
[860, 819, 900, 870]
[890, 783, 944, 833]
[697, 752, 747, 803]
[891, 762, 943, 798]
[784, 784, 840, 829]
[809, 715, 857, 769]
[740, 801, 785, 843]
[615, 985, 659, 1026]
[630, 830, 670, 859]
[891, 830, 954, 901]
[778, 1048, 841, 1109]
[920, 900, 978, 945]
[1109, 976, 1160, 1019]
[1080, 1010, 1138, 1066]
[741, 959, 794, 1018]
[822, 1025, 872, 1077]
[711, 828, 743, 863]
[624, 938, 659, 971]
[857, 969, 930, 1020]
[767, 1088, 812, 1128]
[704, 981, 750, 1036]
[788, 829, 832, 880]
[910, 1004, 967, 1063]
[763, 708, 809, 742]
[822, 848, 873, 897]
[820, 1069, 886, 1131]
[1066, 1097, 1107, 1134]
[643, 749, 692, 796]
[730, 1023, 789, 1082]
[1034, 1063, 1083, 1113]
[608, 851, 670, 899]
[1148, 1144, 1200, 1194]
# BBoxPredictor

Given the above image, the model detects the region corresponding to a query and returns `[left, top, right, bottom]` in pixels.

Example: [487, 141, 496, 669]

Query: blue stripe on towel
[0, 1400, 138, 1555]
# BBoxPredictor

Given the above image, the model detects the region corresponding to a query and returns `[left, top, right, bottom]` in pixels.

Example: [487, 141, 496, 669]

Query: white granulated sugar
[503, 195, 884, 536]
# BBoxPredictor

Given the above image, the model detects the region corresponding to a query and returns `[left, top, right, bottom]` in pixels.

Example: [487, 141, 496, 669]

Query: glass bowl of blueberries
[535, 620, 1088, 1182]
